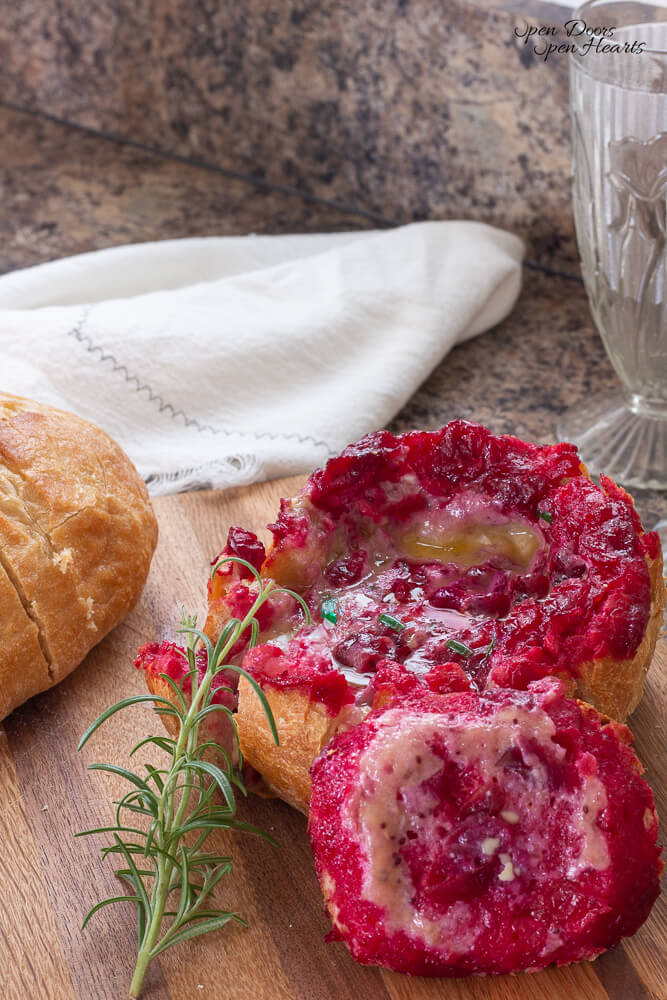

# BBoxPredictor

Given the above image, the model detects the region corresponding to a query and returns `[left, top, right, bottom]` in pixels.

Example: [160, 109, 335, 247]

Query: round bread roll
[205, 423, 664, 813]
[308, 674, 662, 975]
[0, 392, 157, 719]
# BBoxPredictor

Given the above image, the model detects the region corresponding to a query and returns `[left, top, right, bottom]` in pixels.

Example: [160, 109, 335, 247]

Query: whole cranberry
[219, 526, 266, 578]
[552, 550, 588, 578]
[514, 572, 550, 598]
[333, 633, 395, 673]
[392, 577, 413, 603]
[466, 590, 511, 618]
[324, 549, 367, 587]
[430, 586, 464, 611]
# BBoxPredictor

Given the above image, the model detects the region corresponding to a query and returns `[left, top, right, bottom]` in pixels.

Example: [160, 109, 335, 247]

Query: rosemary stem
[129, 948, 152, 998]
[126, 585, 274, 998]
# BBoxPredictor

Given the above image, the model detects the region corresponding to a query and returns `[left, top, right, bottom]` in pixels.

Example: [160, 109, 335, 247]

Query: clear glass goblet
[558, 1, 667, 493]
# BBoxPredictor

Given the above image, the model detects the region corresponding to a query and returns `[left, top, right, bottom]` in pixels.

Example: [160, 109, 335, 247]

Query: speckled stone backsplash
[0, 0, 574, 265]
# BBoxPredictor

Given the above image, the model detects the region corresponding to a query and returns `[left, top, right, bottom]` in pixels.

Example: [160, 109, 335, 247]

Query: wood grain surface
[1, 477, 664, 1000]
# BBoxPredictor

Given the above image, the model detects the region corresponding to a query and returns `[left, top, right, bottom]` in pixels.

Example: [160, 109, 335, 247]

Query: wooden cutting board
[1, 477, 664, 1000]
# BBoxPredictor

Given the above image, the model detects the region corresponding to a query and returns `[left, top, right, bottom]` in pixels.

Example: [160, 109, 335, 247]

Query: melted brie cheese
[400, 520, 541, 570]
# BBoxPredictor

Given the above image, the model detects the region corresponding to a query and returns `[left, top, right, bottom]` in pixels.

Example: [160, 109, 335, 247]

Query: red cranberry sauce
[305, 423, 582, 519]
[487, 476, 654, 691]
[308, 678, 662, 975]
[212, 525, 266, 577]
[242, 642, 355, 717]
[208, 526, 267, 612]
[245, 423, 655, 712]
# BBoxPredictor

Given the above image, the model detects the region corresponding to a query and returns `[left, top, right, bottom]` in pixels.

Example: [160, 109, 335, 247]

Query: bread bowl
[308, 672, 662, 975]
[139, 421, 663, 814]
[0, 392, 158, 719]
[209, 423, 664, 811]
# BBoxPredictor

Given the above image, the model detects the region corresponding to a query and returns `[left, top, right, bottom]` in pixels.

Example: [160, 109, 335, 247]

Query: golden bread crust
[0, 559, 50, 719]
[574, 550, 665, 721]
[0, 392, 158, 718]
[236, 677, 362, 814]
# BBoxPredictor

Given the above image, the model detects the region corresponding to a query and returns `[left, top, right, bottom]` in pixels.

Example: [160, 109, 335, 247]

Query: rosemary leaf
[78, 694, 180, 751]
[378, 612, 405, 632]
[129, 735, 176, 757]
[81, 896, 142, 931]
[445, 638, 474, 658]
[151, 914, 243, 956]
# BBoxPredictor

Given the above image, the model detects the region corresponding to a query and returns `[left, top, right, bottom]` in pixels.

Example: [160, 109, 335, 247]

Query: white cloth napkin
[0, 221, 523, 495]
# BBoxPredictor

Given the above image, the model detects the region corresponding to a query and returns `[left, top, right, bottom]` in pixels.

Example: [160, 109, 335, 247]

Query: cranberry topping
[324, 549, 367, 587]
[243, 643, 354, 717]
[642, 530, 660, 560]
[211, 526, 266, 580]
[391, 577, 413, 603]
[333, 633, 397, 674]
[226, 525, 266, 573]
[304, 422, 582, 519]
[465, 589, 511, 618]
[551, 550, 588, 579]
[424, 662, 472, 694]
[430, 585, 465, 611]
[308, 430, 405, 517]
[207, 423, 659, 719]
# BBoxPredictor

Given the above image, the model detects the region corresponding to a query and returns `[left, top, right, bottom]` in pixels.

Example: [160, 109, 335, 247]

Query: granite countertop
[0, 6, 663, 530]
[0, 0, 577, 267]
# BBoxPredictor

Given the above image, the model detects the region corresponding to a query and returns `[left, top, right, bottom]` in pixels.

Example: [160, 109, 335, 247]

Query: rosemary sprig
[76, 558, 308, 998]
